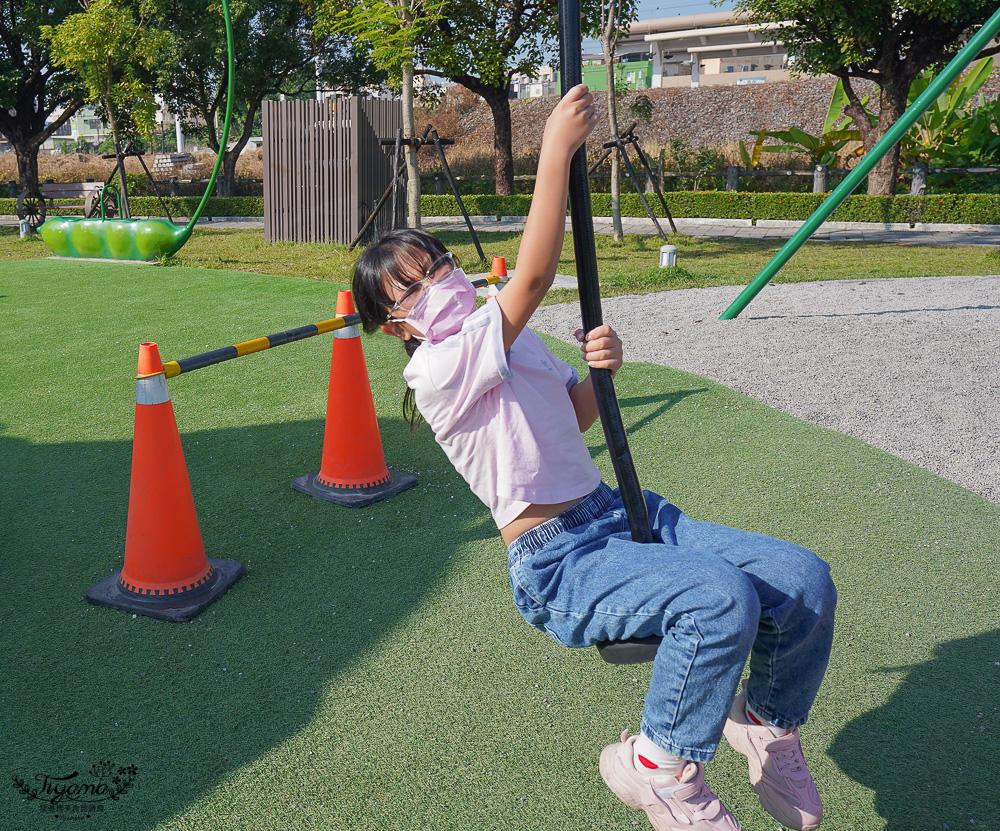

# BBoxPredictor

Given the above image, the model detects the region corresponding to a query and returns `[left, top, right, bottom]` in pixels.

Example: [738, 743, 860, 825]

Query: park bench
[16, 181, 113, 231]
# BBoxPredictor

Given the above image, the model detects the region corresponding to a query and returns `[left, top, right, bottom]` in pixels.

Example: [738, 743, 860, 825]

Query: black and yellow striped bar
[161, 314, 361, 378]
[157, 275, 506, 379]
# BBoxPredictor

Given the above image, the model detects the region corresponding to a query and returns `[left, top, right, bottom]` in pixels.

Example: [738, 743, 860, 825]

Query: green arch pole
[558, 0, 654, 544]
[719, 5, 1000, 321]
[183, 0, 235, 235]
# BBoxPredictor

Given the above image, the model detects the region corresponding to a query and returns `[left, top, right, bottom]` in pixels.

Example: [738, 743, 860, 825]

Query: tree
[153, 0, 339, 197]
[593, 0, 639, 241]
[315, 0, 445, 227]
[421, 0, 567, 195]
[0, 0, 85, 194]
[735, 0, 1000, 195]
[43, 0, 165, 216]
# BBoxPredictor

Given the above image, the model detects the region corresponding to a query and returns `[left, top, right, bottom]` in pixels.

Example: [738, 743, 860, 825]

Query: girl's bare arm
[494, 84, 598, 352]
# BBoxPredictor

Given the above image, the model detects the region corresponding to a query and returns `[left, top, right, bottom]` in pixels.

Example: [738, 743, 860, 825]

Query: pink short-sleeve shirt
[403, 300, 602, 528]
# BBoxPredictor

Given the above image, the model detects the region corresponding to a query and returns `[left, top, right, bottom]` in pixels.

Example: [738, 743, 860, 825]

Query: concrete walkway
[424, 214, 1000, 246]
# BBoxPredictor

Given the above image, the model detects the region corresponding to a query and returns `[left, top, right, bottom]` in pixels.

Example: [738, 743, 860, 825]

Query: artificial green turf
[2, 259, 998, 830]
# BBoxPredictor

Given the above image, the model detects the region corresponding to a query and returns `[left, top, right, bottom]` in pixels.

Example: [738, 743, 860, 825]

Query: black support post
[558, 0, 652, 545]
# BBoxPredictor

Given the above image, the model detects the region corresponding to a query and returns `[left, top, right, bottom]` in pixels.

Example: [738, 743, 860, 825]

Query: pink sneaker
[722, 682, 823, 830]
[599, 731, 742, 831]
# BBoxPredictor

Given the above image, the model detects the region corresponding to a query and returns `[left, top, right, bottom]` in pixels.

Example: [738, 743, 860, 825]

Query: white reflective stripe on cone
[136, 374, 170, 406]
[334, 324, 361, 339]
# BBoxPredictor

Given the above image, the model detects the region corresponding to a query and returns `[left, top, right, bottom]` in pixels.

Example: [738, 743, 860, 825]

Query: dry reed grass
[1, 148, 265, 188]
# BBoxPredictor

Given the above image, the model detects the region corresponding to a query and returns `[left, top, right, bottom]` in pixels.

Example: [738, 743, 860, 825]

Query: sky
[580, 0, 737, 54]
[629, 0, 734, 18]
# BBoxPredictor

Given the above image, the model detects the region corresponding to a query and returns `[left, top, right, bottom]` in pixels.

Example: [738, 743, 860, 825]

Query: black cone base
[290, 469, 417, 507]
[85, 558, 245, 622]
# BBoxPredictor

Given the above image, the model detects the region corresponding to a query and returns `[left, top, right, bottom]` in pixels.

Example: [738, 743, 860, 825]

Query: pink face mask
[399, 268, 477, 344]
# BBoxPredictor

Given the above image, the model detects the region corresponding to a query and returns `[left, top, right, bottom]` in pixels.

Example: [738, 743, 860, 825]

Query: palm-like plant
[750, 79, 863, 168]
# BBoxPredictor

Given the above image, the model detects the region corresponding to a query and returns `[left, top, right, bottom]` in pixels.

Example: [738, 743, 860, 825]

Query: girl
[352, 85, 836, 831]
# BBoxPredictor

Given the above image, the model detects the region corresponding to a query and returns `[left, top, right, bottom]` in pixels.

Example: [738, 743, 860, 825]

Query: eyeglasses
[386, 251, 461, 320]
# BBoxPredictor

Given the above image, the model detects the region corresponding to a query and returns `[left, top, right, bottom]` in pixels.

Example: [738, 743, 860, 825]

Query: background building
[41, 106, 108, 151]
[511, 10, 798, 97]
[619, 10, 794, 87]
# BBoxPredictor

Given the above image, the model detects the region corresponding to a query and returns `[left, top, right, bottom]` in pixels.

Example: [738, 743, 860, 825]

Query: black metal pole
[615, 139, 667, 241]
[432, 129, 486, 263]
[558, 0, 652, 544]
[349, 127, 430, 250]
[134, 152, 174, 224]
[626, 131, 677, 233]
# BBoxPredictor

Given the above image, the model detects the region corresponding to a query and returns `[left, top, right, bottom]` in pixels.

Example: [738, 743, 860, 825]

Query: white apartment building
[511, 10, 799, 94]
[619, 10, 796, 88]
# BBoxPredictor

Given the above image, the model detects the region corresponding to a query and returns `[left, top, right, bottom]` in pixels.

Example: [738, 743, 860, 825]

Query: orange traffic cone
[291, 290, 417, 507]
[488, 256, 507, 298]
[86, 343, 244, 622]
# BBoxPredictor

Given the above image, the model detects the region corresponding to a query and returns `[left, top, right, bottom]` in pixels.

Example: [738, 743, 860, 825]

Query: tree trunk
[449, 76, 515, 195]
[602, 16, 623, 242]
[864, 82, 909, 196]
[217, 102, 260, 198]
[842, 73, 910, 197]
[401, 61, 421, 228]
[1, 98, 83, 195]
[15, 145, 42, 196]
[107, 107, 132, 218]
[481, 86, 514, 195]
[219, 151, 236, 197]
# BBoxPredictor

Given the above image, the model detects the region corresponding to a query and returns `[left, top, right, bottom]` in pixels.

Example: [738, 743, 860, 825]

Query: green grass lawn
[6, 224, 1000, 302]
[2, 245, 999, 830]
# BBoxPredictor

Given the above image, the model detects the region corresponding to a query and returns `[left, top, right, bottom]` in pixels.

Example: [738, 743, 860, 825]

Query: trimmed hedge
[7, 192, 1000, 226]
[421, 194, 533, 217]
[420, 191, 1000, 225]
[596, 191, 756, 220]
[0, 196, 264, 219]
[129, 196, 264, 217]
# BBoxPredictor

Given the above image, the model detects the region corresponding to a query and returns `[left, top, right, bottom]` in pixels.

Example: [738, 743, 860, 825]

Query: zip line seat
[597, 635, 663, 665]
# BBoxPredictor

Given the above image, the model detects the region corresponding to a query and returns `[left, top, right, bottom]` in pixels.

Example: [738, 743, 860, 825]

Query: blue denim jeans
[506, 482, 837, 763]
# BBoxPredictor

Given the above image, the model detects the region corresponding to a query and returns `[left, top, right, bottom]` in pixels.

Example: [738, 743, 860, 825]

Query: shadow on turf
[1, 418, 493, 830]
[619, 388, 710, 437]
[582, 387, 708, 462]
[829, 629, 1000, 828]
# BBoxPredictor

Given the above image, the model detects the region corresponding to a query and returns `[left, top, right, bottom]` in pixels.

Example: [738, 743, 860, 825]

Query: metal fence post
[813, 164, 828, 193]
[726, 165, 740, 192]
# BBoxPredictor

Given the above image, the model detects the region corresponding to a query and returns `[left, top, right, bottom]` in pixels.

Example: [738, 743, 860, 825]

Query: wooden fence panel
[263, 97, 402, 245]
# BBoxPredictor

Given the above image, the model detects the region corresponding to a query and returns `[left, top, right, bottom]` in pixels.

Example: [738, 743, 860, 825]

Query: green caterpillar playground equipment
[38, 0, 235, 262]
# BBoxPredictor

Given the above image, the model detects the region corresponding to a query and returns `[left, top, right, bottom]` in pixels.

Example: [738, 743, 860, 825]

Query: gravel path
[529, 275, 1000, 505]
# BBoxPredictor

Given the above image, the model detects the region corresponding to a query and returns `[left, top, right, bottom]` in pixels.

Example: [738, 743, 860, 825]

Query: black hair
[352, 228, 449, 334]
[351, 228, 449, 430]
